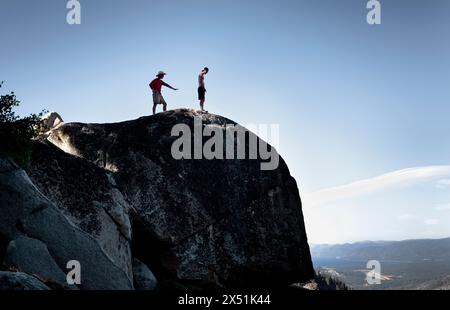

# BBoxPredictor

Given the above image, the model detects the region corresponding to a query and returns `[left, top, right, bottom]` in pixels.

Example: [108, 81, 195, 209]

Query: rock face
[3, 236, 67, 284]
[0, 158, 133, 290]
[0, 271, 50, 290]
[40, 112, 64, 132]
[133, 258, 158, 290]
[27, 141, 133, 283]
[0, 109, 313, 289]
[43, 109, 313, 288]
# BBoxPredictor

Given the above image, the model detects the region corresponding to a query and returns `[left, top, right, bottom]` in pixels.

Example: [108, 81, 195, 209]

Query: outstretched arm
[161, 81, 178, 91]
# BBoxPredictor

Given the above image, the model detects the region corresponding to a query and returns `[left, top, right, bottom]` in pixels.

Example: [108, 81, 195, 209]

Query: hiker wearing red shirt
[149, 71, 178, 115]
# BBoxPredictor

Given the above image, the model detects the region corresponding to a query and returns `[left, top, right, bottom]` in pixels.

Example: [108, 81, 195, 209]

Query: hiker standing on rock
[198, 67, 209, 112]
[150, 71, 178, 115]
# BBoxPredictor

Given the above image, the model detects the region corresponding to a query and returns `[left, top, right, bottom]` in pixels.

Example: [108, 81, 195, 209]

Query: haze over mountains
[311, 238, 450, 290]
[312, 238, 450, 261]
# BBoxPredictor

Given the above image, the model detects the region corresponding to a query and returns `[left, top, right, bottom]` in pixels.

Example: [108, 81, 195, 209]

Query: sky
[1, 0, 449, 244]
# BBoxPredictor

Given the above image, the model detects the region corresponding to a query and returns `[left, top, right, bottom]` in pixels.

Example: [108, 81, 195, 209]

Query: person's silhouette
[198, 67, 209, 112]
[149, 71, 178, 115]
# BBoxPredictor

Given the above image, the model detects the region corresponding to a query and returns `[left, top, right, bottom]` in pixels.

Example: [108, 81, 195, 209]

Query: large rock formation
[0, 158, 133, 289]
[3, 236, 68, 285]
[26, 141, 133, 283]
[0, 271, 50, 290]
[1, 109, 313, 289]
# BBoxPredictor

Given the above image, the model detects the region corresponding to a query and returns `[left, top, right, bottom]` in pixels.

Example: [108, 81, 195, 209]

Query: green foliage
[0, 81, 47, 167]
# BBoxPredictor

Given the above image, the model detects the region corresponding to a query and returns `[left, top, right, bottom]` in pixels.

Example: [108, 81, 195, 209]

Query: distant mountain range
[311, 238, 450, 290]
[311, 238, 450, 262]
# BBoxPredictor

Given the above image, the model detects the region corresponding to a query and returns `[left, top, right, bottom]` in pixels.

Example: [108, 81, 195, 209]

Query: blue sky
[1, 0, 449, 243]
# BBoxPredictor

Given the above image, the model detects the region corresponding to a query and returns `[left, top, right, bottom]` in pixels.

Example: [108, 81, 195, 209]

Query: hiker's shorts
[198, 86, 206, 101]
[153, 91, 167, 105]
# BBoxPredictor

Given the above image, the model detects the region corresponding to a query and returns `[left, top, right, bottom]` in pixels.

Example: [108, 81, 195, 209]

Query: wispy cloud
[436, 179, 450, 189]
[303, 165, 450, 208]
[424, 219, 440, 225]
[398, 213, 416, 221]
[435, 203, 450, 211]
